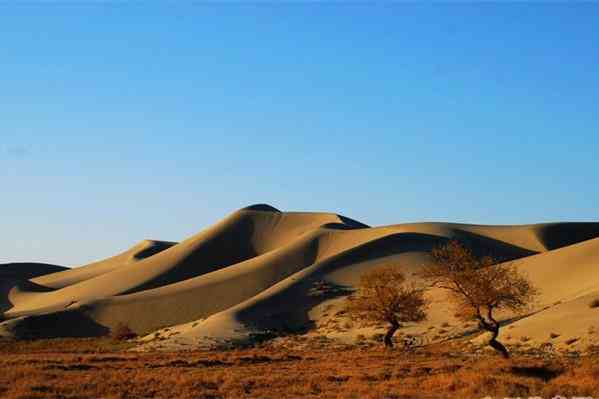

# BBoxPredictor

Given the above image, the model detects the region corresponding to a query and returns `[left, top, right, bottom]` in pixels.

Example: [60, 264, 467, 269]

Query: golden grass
[1, 337, 598, 398]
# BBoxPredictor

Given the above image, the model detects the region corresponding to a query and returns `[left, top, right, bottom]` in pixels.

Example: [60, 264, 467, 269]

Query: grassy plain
[1, 336, 598, 398]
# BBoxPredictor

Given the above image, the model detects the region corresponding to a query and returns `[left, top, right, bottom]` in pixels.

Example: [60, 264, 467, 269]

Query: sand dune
[31, 240, 177, 290]
[1, 205, 599, 352]
[0, 262, 67, 314]
[0, 262, 67, 281]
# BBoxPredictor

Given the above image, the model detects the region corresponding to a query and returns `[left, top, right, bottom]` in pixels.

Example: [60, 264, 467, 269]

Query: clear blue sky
[2, 3, 598, 266]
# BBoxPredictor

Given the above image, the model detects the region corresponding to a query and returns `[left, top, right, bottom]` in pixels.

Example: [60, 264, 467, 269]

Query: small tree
[347, 266, 428, 348]
[420, 240, 538, 358]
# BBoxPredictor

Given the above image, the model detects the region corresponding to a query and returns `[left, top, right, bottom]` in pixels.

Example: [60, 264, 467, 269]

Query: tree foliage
[420, 240, 538, 357]
[347, 266, 427, 347]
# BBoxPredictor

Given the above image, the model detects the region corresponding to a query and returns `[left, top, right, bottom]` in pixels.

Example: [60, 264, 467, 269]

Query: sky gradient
[2, 3, 598, 266]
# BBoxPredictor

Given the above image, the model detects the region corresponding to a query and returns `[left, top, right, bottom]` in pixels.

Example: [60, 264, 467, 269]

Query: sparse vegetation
[1, 337, 599, 398]
[346, 266, 428, 348]
[420, 240, 539, 358]
[111, 322, 137, 341]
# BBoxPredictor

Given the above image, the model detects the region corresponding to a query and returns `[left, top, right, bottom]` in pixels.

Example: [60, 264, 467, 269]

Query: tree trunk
[489, 335, 510, 359]
[479, 316, 509, 359]
[384, 322, 399, 348]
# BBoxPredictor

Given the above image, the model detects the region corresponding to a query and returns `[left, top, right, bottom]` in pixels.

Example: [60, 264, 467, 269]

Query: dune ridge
[1, 205, 598, 352]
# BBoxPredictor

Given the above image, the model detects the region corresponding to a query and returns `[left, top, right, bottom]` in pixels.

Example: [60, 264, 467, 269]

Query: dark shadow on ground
[510, 365, 564, 382]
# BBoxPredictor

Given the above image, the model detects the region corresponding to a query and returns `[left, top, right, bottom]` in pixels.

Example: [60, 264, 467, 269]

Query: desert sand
[2, 204, 599, 354]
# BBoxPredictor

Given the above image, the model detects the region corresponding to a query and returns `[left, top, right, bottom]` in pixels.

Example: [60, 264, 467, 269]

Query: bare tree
[347, 266, 428, 348]
[420, 240, 538, 358]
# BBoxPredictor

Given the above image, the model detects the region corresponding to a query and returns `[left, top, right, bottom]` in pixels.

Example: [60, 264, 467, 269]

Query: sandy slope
[1, 204, 598, 352]
[0, 262, 68, 314]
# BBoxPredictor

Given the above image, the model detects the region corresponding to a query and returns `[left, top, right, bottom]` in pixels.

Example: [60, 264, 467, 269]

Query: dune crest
[1, 205, 598, 352]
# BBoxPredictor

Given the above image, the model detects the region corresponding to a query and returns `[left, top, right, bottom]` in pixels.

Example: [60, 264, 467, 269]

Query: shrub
[111, 323, 137, 341]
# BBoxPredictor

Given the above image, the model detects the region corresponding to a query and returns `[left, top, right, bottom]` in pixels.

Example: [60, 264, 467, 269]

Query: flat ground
[1, 336, 599, 398]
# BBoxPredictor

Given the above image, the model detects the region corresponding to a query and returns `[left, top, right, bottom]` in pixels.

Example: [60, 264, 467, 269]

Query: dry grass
[1, 337, 598, 398]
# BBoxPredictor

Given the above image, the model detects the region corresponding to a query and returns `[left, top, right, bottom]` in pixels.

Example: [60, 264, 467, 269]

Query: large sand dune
[2, 205, 599, 352]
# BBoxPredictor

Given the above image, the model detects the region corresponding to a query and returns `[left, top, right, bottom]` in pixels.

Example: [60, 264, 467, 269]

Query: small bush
[550, 332, 560, 339]
[589, 298, 599, 308]
[539, 342, 554, 352]
[111, 323, 137, 341]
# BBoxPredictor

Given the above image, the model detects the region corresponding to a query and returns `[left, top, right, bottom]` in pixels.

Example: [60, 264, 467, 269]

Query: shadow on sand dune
[6, 309, 109, 339]
[2, 205, 599, 346]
